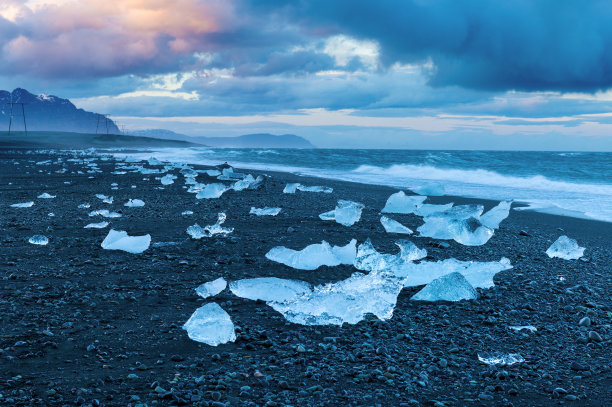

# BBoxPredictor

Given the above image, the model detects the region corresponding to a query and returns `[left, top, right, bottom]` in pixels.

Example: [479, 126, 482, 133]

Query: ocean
[113, 148, 612, 223]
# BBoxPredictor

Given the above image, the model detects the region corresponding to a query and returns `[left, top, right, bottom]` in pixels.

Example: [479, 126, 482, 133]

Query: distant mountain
[0, 88, 119, 134]
[131, 129, 315, 148]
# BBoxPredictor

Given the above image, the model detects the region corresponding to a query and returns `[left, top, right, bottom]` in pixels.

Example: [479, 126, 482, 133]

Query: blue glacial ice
[187, 213, 233, 239]
[196, 183, 228, 199]
[410, 272, 478, 302]
[509, 325, 537, 333]
[11, 201, 34, 208]
[319, 200, 365, 227]
[95, 194, 113, 204]
[183, 303, 236, 346]
[250, 207, 282, 216]
[101, 229, 151, 254]
[230, 278, 312, 303]
[381, 191, 427, 214]
[78, 203, 91, 209]
[414, 203, 454, 217]
[380, 216, 413, 234]
[480, 201, 512, 229]
[37, 192, 56, 199]
[160, 174, 177, 185]
[353, 239, 427, 273]
[148, 157, 162, 166]
[89, 209, 122, 218]
[124, 199, 145, 207]
[283, 183, 333, 194]
[266, 240, 357, 270]
[84, 221, 109, 229]
[478, 352, 525, 366]
[545, 235, 585, 260]
[29, 235, 49, 245]
[196, 277, 227, 299]
[232, 174, 264, 191]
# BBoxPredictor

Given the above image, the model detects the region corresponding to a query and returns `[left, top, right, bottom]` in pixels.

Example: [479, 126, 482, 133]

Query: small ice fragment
[124, 199, 145, 207]
[283, 183, 299, 194]
[48, 212, 55, 217]
[89, 209, 122, 218]
[182, 303, 236, 346]
[411, 183, 445, 196]
[319, 200, 364, 227]
[380, 216, 413, 234]
[480, 201, 512, 229]
[78, 203, 91, 209]
[230, 278, 312, 303]
[509, 325, 537, 333]
[123, 156, 141, 163]
[410, 272, 477, 302]
[381, 191, 427, 214]
[11, 201, 34, 208]
[187, 213, 233, 238]
[160, 174, 177, 185]
[28, 235, 49, 245]
[196, 183, 228, 199]
[217, 167, 244, 181]
[283, 183, 333, 194]
[266, 240, 357, 270]
[38, 192, 55, 199]
[545, 236, 585, 260]
[477, 353, 525, 366]
[353, 238, 427, 273]
[95, 194, 113, 204]
[232, 174, 264, 191]
[101, 229, 151, 254]
[85, 221, 109, 229]
[182, 210, 194, 216]
[195, 278, 228, 299]
[250, 207, 282, 216]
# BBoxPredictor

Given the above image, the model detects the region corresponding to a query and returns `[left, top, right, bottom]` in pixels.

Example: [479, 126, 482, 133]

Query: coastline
[1, 148, 610, 406]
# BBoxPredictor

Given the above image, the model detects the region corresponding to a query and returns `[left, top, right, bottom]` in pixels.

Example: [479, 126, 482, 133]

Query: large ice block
[410, 272, 477, 302]
[381, 191, 427, 214]
[266, 240, 357, 270]
[380, 216, 413, 234]
[101, 229, 151, 254]
[354, 238, 427, 273]
[319, 200, 365, 227]
[545, 235, 585, 260]
[229, 277, 312, 303]
[480, 201, 512, 229]
[417, 204, 494, 245]
[183, 303, 236, 346]
[196, 183, 228, 199]
[413, 203, 454, 217]
[195, 277, 227, 299]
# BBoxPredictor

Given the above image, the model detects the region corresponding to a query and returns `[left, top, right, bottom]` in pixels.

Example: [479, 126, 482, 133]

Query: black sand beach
[1, 149, 610, 406]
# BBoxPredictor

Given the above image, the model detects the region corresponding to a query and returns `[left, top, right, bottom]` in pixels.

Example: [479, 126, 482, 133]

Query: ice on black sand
[195, 278, 227, 299]
[319, 200, 364, 227]
[187, 213, 233, 238]
[85, 221, 109, 229]
[283, 183, 332, 194]
[478, 352, 525, 366]
[250, 207, 282, 216]
[546, 235, 585, 260]
[29, 235, 49, 245]
[37, 192, 56, 199]
[380, 216, 413, 234]
[265, 240, 356, 270]
[410, 272, 477, 302]
[101, 229, 151, 254]
[11, 201, 34, 208]
[183, 303, 236, 346]
[124, 199, 145, 207]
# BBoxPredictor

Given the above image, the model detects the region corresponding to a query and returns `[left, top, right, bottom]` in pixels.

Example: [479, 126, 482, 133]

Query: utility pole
[7, 102, 28, 137]
[96, 113, 111, 135]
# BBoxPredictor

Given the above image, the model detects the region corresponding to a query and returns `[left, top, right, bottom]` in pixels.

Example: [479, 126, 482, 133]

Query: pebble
[578, 317, 591, 327]
[588, 331, 603, 342]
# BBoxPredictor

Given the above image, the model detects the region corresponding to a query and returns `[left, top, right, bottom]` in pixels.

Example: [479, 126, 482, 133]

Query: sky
[1, 0, 612, 150]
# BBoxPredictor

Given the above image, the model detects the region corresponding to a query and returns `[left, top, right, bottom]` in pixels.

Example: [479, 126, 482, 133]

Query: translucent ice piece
[354, 238, 427, 273]
[37, 192, 55, 199]
[411, 183, 445, 196]
[478, 353, 525, 366]
[148, 157, 162, 166]
[78, 203, 91, 209]
[124, 199, 145, 207]
[89, 209, 122, 218]
[418, 204, 493, 245]
[319, 200, 365, 227]
[160, 174, 177, 185]
[447, 218, 494, 246]
[410, 272, 477, 302]
[11, 201, 34, 208]
[183, 303, 236, 346]
[181, 210, 194, 216]
[283, 183, 300, 194]
[196, 183, 228, 199]
[85, 221, 109, 229]
[250, 207, 282, 216]
[380, 216, 413, 234]
[229, 278, 312, 303]
[232, 174, 264, 191]
[101, 229, 151, 254]
[509, 325, 537, 333]
[266, 240, 357, 270]
[401, 257, 512, 289]
[284, 183, 333, 194]
[545, 235, 585, 260]
[217, 167, 245, 181]
[381, 191, 427, 214]
[413, 203, 454, 217]
[195, 277, 227, 299]
[28, 235, 49, 245]
[480, 201, 512, 229]
[187, 213, 233, 239]
[95, 194, 113, 204]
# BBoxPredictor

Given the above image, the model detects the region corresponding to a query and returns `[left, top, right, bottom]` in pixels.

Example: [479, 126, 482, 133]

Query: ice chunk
[354, 239, 427, 273]
[201, 169, 221, 177]
[417, 204, 494, 246]
[89, 209, 122, 218]
[187, 213, 233, 238]
[478, 353, 525, 366]
[545, 235, 585, 260]
[28, 235, 49, 245]
[85, 221, 109, 229]
[319, 200, 364, 227]
[124, 199, 145, 207]
[230, 278, 312, 303]
[509, 325, 537, 333]
[182, 210, 194, 216]
[37, 192, 55, 199]
[411, 183, 445, 196]
[401, 257, 512, 289]
[283, 183, 333, 194]
[78, 203, 91, 209]
[447, 218, 494, 246]
[183, 303, 236, 346]
[380, 216, 413, 234]
[250, 207, 282, 216]
[413, 203, 454, 217]
[95, 194, 113, 204]
[381, 191, 427, 214]
[195, 278, 227, 299]
[148, 157, 162, 166]
[232, 174, 264, 191]
[11, 201, 34, 208]
[410, 272, 477, 302]
[160, 174, 177, 185]
[480, 201, 512, 229]
[196, 183, 228, 199]
[101, 229, 151, 254]
[266, 240, 356, 270]
[217, 167, 245, 181]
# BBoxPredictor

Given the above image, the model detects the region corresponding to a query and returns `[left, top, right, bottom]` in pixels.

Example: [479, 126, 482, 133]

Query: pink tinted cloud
[0, 0, 235, 78]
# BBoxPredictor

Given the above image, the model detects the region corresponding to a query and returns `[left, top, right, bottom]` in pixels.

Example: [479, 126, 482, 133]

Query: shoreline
[1, 148, 610, 406]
